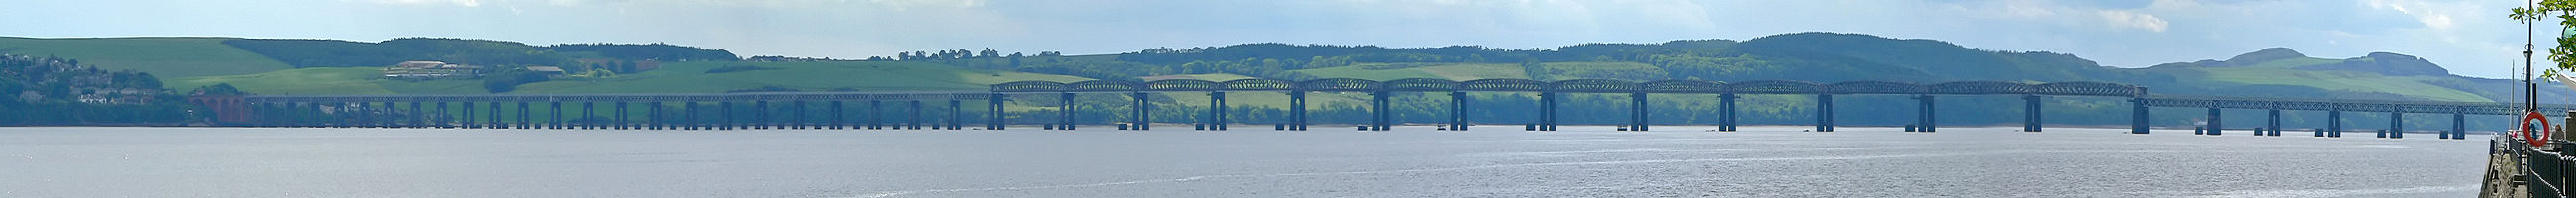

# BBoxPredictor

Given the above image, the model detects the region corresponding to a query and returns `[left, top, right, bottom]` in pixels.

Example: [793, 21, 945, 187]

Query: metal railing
[2503, 131, 2573, 198]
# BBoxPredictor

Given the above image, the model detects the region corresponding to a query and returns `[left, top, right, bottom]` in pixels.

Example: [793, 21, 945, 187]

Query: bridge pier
[720, 102, 735, 130]
[871, 100, 885, 130]
[2023, 95, 2040, 132]
[615, 102, 628, 130]
[582, 102, 594, 130]
[685, 102, 699, 130]
[829, 101, 844, 130]
[1917, 94, 1936, 133]
[1540, 91, 1557, 131]
[753, 101, 769, 130]
[2451, 112, 2466, 140]
[1289, 91, 1306, 131]
[408, 102, 423, 129]
[908, 100, 923, 130]
[2129, 97, 2147, 134]
[1632, 92, 1649, 132]
[948, 99, 963, 130]
[2328, 109, 2342, 138]
[2266, 109, 2281, 137]
[1370, 91, 1389, 131]
[516, 102, 531, 129]
[1449, 91, 1466, 131]
[1816, 94, 1834, 132]
[434, 102, 449, 128]
[1209, 91, 1229, 131]
[1133, 92, 1151, 131]
[549, 102, 564, 129]
[2389, 112, 2404, 139]
[792, 101, 806, 130]
[648, 102, 663, 130]
[2204, 108, 2220, 136]
[1721, 93, 1738, 132]
[988, 94, 1006, 130]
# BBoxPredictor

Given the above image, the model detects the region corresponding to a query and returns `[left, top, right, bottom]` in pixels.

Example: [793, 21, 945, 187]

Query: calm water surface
[0, 126, 2486, 197]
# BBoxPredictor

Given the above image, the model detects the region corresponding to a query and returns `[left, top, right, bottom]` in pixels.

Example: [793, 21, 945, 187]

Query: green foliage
[2513, 1, 2576, 78]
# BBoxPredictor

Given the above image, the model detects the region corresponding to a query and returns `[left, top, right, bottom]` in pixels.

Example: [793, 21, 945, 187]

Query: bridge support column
[1721, 93, 1738, 132]
[752, 101, 768, 130]
[1133, 92, 1151, 131]
[1916, 94, 1936, 133]
[720, 102, 735, 130]
[2129, 98, 2148, 134]
[647, 102, 662, 130]
[516, 102, 531, 129]
[615, 102, 628, 130]
[1816, 94, 1834, 132]
[434, 102, 449, 128]
[1290, 91, 1306, 131]
[907, 100, 922, 130]
[2451, 112, 2466, 140]
[582, 102, 594, 130]
[1450, 91, 1466, 131]
[1541, 91, 1557, 131]
[949, 99, 963, 130]
[1058, 93, 1075, 130]
[462, 102, 476, 129]
[1209, 91, 1228, 131]
[408, 102, 423, 129]
[989, 94, 1005, 130]
[871, 100, 885, 130]
[830, 101, 845, 130]
[685, 102, 699, 130]
[1370, 91, 1389, 131]
[2267, 109, 2282, 137]
[489, 102, 503, 129]
[2023, 95, 2040, 132]
[2389, 112, 2404, 139]
[549, 102, 564, 129]
[2204, 108, 2220, 136]
[1633, 92, 1650, 132]
[2328, 110, 2342, 138]
[793, 101, 807, 130]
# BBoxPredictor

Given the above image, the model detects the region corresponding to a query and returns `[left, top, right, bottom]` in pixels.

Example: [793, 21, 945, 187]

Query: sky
[0, 0, 2561, 79]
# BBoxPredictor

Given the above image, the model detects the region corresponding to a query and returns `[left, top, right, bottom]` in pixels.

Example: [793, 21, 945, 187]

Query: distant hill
[0, 37, 737, 86]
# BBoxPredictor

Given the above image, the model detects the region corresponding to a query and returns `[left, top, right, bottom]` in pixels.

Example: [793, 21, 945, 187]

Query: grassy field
[2194, 67, 2490, 102]
[514, 61, 1090, 94]
[1292, 63, 1534, 81]
[0, 37, 293, 81]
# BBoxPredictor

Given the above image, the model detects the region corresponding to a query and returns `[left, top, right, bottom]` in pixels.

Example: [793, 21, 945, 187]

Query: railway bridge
[215, 78, 2574, 140]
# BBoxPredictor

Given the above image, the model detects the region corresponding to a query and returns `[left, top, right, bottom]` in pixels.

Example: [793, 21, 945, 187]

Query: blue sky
[0, 0, 2557, 79]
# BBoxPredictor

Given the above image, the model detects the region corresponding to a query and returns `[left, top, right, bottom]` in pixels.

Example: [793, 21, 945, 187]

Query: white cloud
[2097, 10, 2168, 32]
[2368, 0, 2474, 30]
[868, 0, 985, 10]
[372, 0, 482, 7]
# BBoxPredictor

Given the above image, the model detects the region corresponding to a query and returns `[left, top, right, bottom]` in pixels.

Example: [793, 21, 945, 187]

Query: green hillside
[0, 37, 293, 79]
[170, 60, 1093, 95]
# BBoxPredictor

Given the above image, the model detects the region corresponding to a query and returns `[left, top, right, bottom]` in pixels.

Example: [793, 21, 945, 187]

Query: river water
[0, 126, 2486, 197]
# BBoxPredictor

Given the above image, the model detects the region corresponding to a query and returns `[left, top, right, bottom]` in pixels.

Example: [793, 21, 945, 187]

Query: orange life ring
[2525, 112, 2554, 147]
